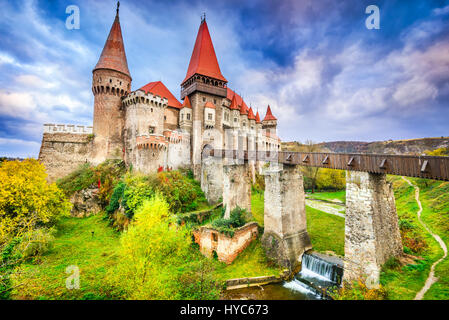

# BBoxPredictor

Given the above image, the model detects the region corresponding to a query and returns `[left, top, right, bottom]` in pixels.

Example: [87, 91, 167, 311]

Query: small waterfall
[282, 252, 343, 300]
[300, 253, 342, 284]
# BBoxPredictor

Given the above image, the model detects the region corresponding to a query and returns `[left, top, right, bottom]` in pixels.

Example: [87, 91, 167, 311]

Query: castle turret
[180, 95, 193, 132]
[181, 17, 228, 178]
[262, 105, 277, 133]
[91, 1, 131, 163]
[247, 107, 256, 131]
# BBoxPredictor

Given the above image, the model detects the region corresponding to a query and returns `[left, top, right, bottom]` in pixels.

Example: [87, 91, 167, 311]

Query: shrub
[13, 228, 56, 260]
[316, 168, 346, 191]
[122, 173, 154, 219]
[330, 280, 388, 300]
[56, 160, 126, 207]
[381, 257, 401, 272]
[150, 171, 206, 213]
[105, 181, 126, 216]
[211, 207, 248, 237]
[252, 172, 265, 193]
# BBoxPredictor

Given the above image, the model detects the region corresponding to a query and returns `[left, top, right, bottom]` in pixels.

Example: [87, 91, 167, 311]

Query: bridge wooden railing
[206, 149, 449, 181]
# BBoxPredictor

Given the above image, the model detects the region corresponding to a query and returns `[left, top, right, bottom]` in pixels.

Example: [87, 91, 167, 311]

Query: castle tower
[262, 105, 277, 133]
[91, 2, 131, 163]
[181, 17, 228, 178]
[179, 95, 193, 132]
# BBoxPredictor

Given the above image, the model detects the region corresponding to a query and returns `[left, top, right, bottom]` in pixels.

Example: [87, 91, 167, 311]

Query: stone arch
[201, 144, 213, 161]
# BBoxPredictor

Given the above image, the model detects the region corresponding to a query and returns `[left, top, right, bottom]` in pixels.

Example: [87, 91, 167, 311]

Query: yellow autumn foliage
[0, 159, 71, 246]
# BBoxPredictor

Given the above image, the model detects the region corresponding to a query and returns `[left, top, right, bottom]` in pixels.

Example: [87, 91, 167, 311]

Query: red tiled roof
[182, 20, 227, 84]
[248, 107, 256, 120]
[263, 105, 277, 121]
[93, 11, 131, 78]
[255, 111, 261, 124]
[226, 88, 244, 106]
[139, 81, 182, 109]
[182, 95, 192, 108]
[204, 101, 216, 109]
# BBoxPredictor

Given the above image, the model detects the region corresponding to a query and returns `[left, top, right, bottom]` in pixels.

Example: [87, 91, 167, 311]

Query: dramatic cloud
[0, 0, 448, 157]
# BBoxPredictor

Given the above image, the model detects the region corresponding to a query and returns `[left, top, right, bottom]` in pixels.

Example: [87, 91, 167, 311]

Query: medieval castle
[38, 3, 280, 182]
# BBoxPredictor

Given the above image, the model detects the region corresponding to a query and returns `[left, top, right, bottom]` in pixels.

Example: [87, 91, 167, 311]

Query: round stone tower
[91, 2, 132, 163]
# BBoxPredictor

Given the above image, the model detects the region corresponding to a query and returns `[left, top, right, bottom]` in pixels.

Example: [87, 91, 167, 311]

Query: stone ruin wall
[193, 222, 259, 264]
[38, 126, 93, 182]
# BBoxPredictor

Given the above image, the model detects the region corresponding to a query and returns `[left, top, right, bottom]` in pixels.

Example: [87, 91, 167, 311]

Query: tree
[298, 140, 322, 193]
[0, 159, 70, 298]
[109, 193, 220, 299]
[0, 159, 71, 246]
[425, 147, 448, 157]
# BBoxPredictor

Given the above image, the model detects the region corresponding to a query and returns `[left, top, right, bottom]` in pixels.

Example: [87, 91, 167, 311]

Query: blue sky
[0, 0, 448, 158]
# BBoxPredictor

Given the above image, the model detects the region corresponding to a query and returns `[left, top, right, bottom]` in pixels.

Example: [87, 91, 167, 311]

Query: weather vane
[201, 12, 206, 22]
[117, 1, 120, 16]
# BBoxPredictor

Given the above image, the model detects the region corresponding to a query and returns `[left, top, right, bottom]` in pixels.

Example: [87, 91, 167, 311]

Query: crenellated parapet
[43, 124, 93, 134]
[136, 134, 168, 150]
[163, 130, 190, 145]
[122, 90, 168, 109]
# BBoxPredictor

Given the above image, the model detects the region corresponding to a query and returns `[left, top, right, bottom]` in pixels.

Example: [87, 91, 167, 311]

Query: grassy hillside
[380, 177, 449, 300]
[11, 215, 122, 300]
[283, 137, 449, 155]
[9, 211, 283, 299]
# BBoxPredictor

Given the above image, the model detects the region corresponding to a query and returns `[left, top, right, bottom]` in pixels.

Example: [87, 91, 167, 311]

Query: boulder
[70, 187, 102, 217]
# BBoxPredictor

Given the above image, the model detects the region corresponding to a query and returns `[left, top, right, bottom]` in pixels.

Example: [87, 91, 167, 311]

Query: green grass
[11, 215, 122, 300]
[250, 191, 264, 226]
[306, 206, 345, 256]
[10, 211, 282, 299]
[379, 177, 449, 300]
[250, 192, 346, 256]
[307, 190, 346, 203]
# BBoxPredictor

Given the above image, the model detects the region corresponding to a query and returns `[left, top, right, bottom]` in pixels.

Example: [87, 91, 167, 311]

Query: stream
[223, 252, 344, 300]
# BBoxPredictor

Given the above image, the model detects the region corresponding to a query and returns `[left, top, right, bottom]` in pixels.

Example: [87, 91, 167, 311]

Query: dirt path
[402, 177, 448, 300]
[305, 199, 345, 218]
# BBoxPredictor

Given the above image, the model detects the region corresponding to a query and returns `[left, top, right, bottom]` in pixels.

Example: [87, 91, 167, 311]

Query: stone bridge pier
[344, 171, 403, 287]
[222, 162, 252, 218]
[261, 164, 312, 272]
[201, 155, 223, 204]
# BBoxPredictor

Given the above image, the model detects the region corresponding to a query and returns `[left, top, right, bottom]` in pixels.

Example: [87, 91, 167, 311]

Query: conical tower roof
[182, 95, 192, 108]
[229, 94, 239, 110]
[255, 111, 261, 124]
[182, 19, 227, 84]
[263, 105, 277, 121]
[93, 2, 131, 79]
[248, 107, 256, 120]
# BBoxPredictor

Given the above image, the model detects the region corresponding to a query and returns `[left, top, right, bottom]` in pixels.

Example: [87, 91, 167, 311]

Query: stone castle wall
[91, 69, 131, 163]
[38, 132, 93, 182]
